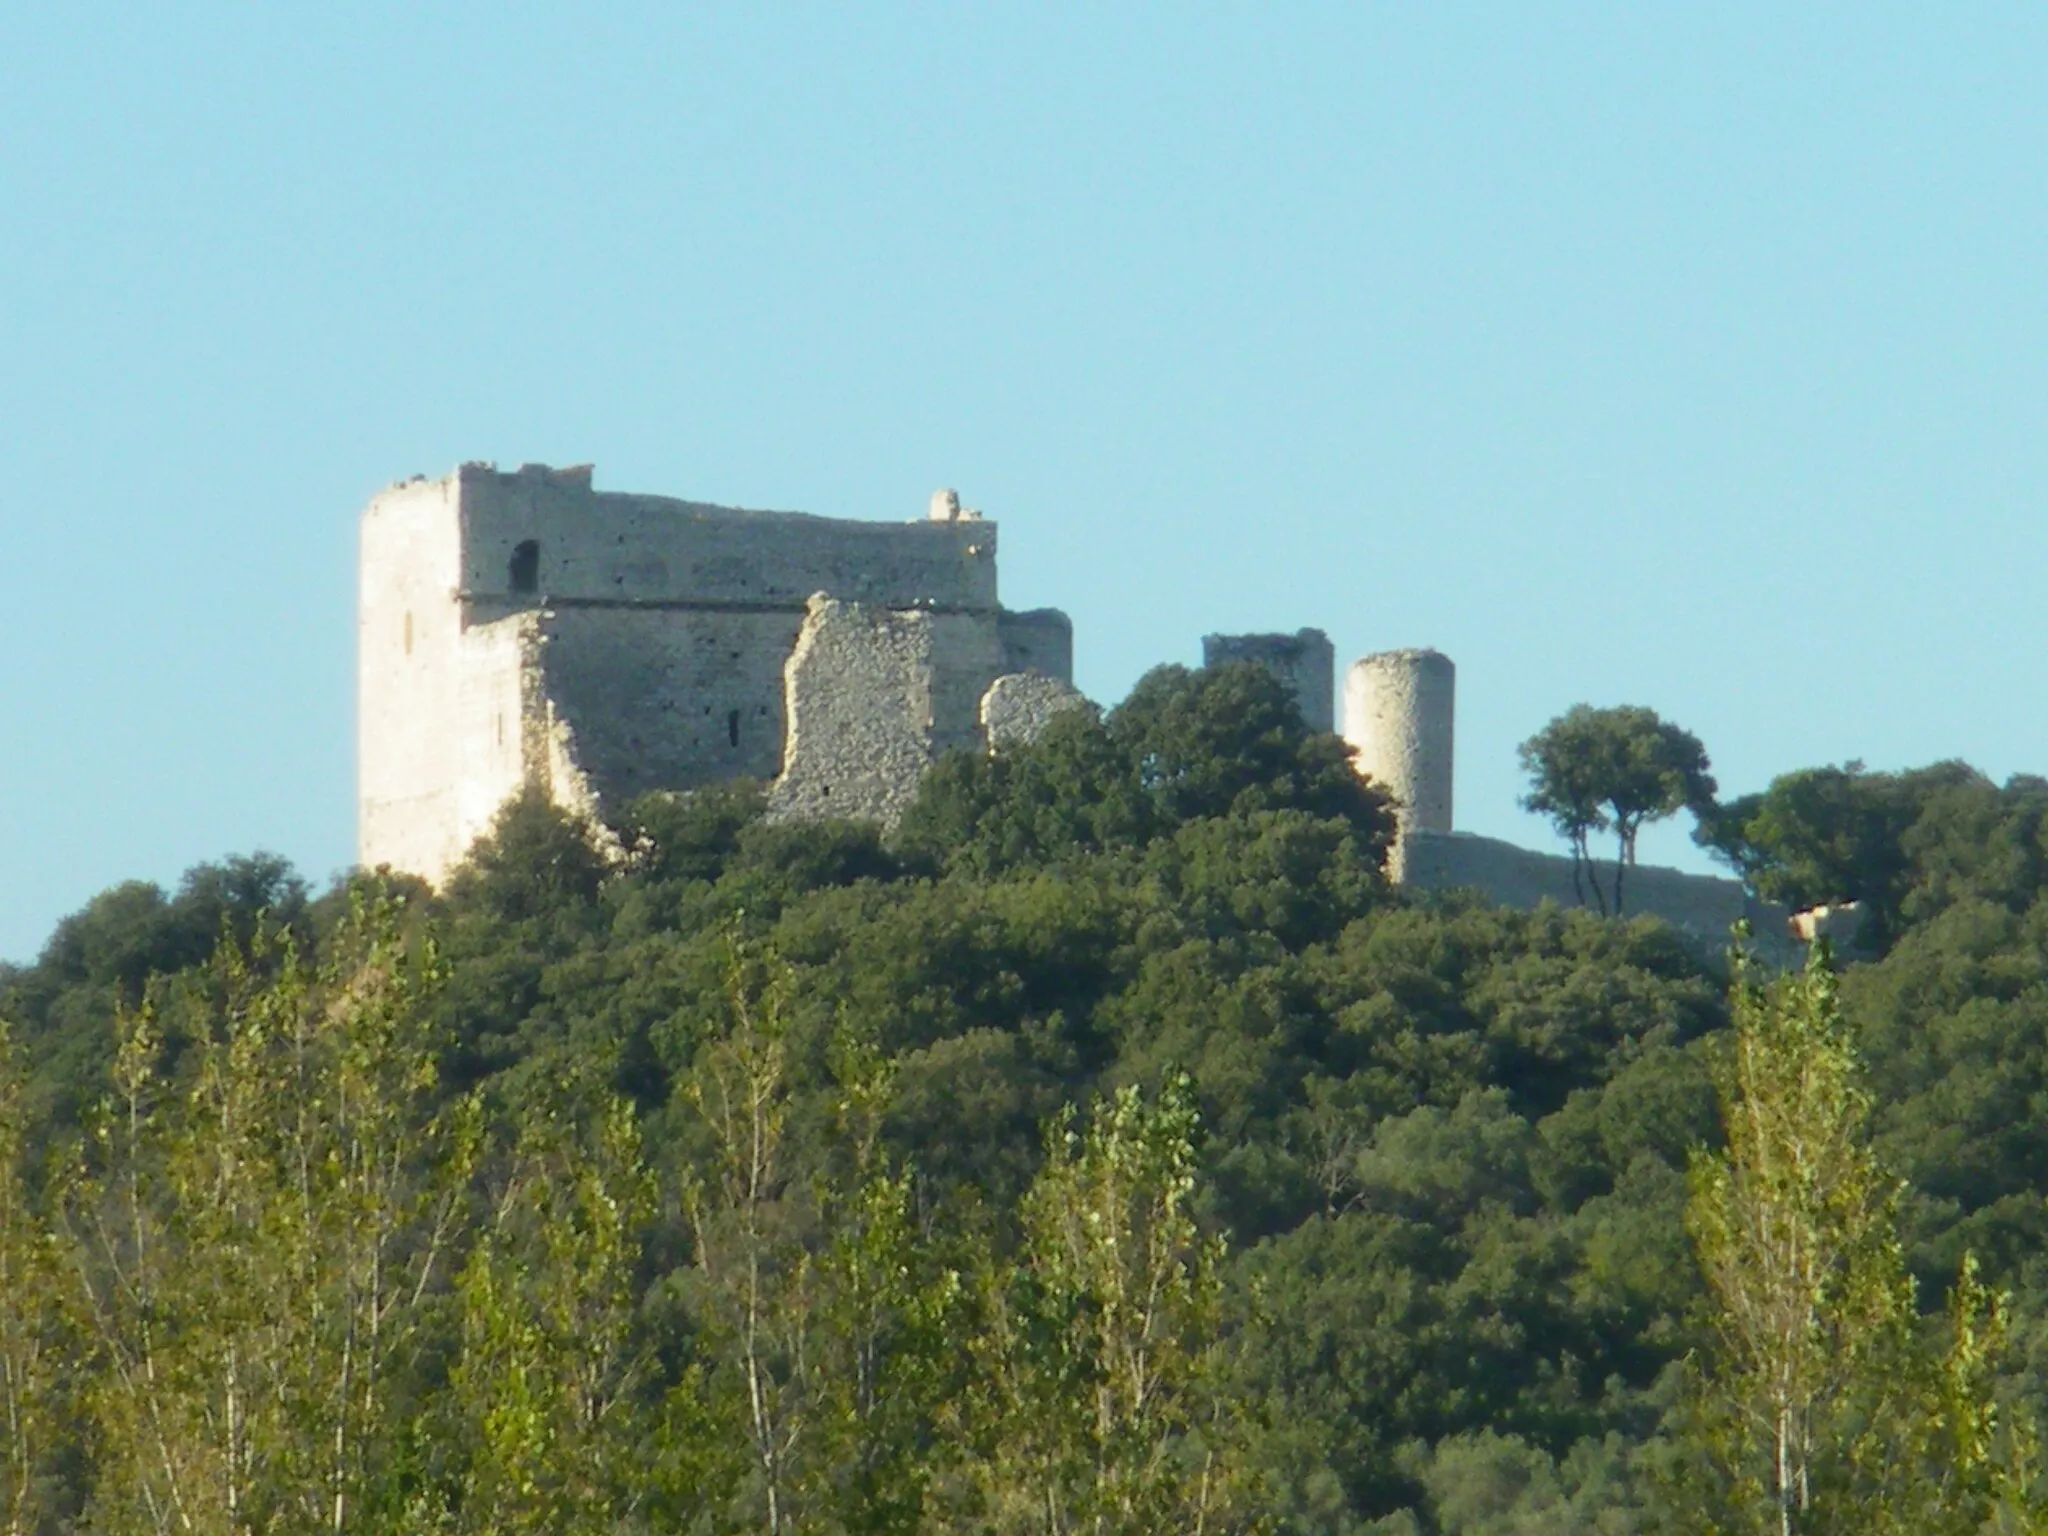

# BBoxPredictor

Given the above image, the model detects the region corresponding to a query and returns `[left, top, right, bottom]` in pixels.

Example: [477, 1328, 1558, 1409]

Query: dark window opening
[509, 540, 540, 594]
[727, 709, 741, 748]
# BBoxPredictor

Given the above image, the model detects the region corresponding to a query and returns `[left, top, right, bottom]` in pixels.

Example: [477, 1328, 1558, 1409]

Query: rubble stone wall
[766, 597, 940, 828]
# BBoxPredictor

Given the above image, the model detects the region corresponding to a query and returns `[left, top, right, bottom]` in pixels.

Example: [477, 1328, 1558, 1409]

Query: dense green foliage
[7, 662, 2048, 1531]
[1696, 761, 2048, 953]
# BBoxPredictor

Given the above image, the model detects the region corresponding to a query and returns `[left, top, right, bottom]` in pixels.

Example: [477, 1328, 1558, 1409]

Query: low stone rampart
[1402, 829, 1796, 961]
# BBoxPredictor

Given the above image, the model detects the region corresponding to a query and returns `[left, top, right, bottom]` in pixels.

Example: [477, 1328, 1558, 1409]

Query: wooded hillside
[7, 663, 2048, 1533]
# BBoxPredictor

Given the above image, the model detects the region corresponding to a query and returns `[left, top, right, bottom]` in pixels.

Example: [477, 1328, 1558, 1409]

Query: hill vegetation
[7, 664, 2048, 1532]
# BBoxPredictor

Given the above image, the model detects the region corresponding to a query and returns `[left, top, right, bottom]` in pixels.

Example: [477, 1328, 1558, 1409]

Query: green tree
[447, 1087, 716, 1534]
[1693, 761, 2015, 952]
[967, 1073, 1261, 1534]
[806, 1022, 962, 1535]
[897, 663, 1394, 879]
[63, 897, 468, 1535]
[1519, 705, 1717, 916]
[1682, 944, 2031, 1535]
[0, 1021, 69, 1536]
[680, 942, 811, 1535]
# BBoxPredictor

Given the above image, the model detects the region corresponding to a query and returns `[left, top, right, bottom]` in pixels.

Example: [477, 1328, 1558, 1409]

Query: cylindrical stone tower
[1343, 649, 1455, 850]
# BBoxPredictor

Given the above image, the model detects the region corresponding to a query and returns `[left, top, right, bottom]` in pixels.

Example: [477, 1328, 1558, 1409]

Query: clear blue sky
[5, 5, 2046, 962]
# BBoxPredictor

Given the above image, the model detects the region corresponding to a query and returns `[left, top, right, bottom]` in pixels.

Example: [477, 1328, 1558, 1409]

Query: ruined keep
[358, 464, 1077, 884]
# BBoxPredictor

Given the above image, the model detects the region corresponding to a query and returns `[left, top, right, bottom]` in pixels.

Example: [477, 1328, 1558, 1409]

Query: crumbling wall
[766, 596, 941, 828]
[924, 612, 1010, 756]
[532, 606, 802, 799]
[1203, 629, 1335, 732]
[981, 672, 1092, 749]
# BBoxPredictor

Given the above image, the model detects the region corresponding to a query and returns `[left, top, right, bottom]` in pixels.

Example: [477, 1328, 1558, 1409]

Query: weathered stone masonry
[359, 464, 1076, 884]
[362, 461, 1791, 957]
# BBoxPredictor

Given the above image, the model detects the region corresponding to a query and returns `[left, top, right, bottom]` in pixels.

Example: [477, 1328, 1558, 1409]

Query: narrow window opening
[727, 709, 741, 748]
[495, 713, 504, 747]
[509, 539, 540, 594]
[403, 612, 414, 655]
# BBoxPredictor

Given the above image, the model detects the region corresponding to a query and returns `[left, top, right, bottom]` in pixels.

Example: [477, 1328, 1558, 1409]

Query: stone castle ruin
[358, 464, 1079, 884]
[360, 463, 1784, 953]
[1202, 631, 1789, 953]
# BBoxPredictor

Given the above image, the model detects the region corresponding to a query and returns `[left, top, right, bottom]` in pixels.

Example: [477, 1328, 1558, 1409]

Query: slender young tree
[0, 1022, 68, 1536]
[63, 895, 470, 1536]
[681, 941, 810, 1536]
[1683, 942, 2038, 1536]
[968, 1073, 1260, 1536]
[447, 1086, 709, 1535]
[804, 1020, 962, 1536]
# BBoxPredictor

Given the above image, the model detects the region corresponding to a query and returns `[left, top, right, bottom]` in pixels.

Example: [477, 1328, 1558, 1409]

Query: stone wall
[1402, 829, 1795, 961]
[1203, 629, 1336, 732]
[766, 597, 943, 827]
[451, 613, 540, 869]
[999, 607, 1075, 681]
[923, 611, 1011, 758]
[532, 606, 802, 799]
[981, 672, 1092, 749]
[455, 462, 1000, 612]
[359, 475, 467, 882]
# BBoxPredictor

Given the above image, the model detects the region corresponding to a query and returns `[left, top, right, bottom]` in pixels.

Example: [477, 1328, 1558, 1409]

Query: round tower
[1343, 649, 1455, 841]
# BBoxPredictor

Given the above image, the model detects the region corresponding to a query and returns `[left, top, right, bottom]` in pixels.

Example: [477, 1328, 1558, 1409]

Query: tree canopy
[1519, 704, 1718, 916]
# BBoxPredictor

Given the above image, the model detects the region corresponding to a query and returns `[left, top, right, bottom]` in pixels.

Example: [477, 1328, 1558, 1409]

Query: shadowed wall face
[1202, 628, 1335, 732]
